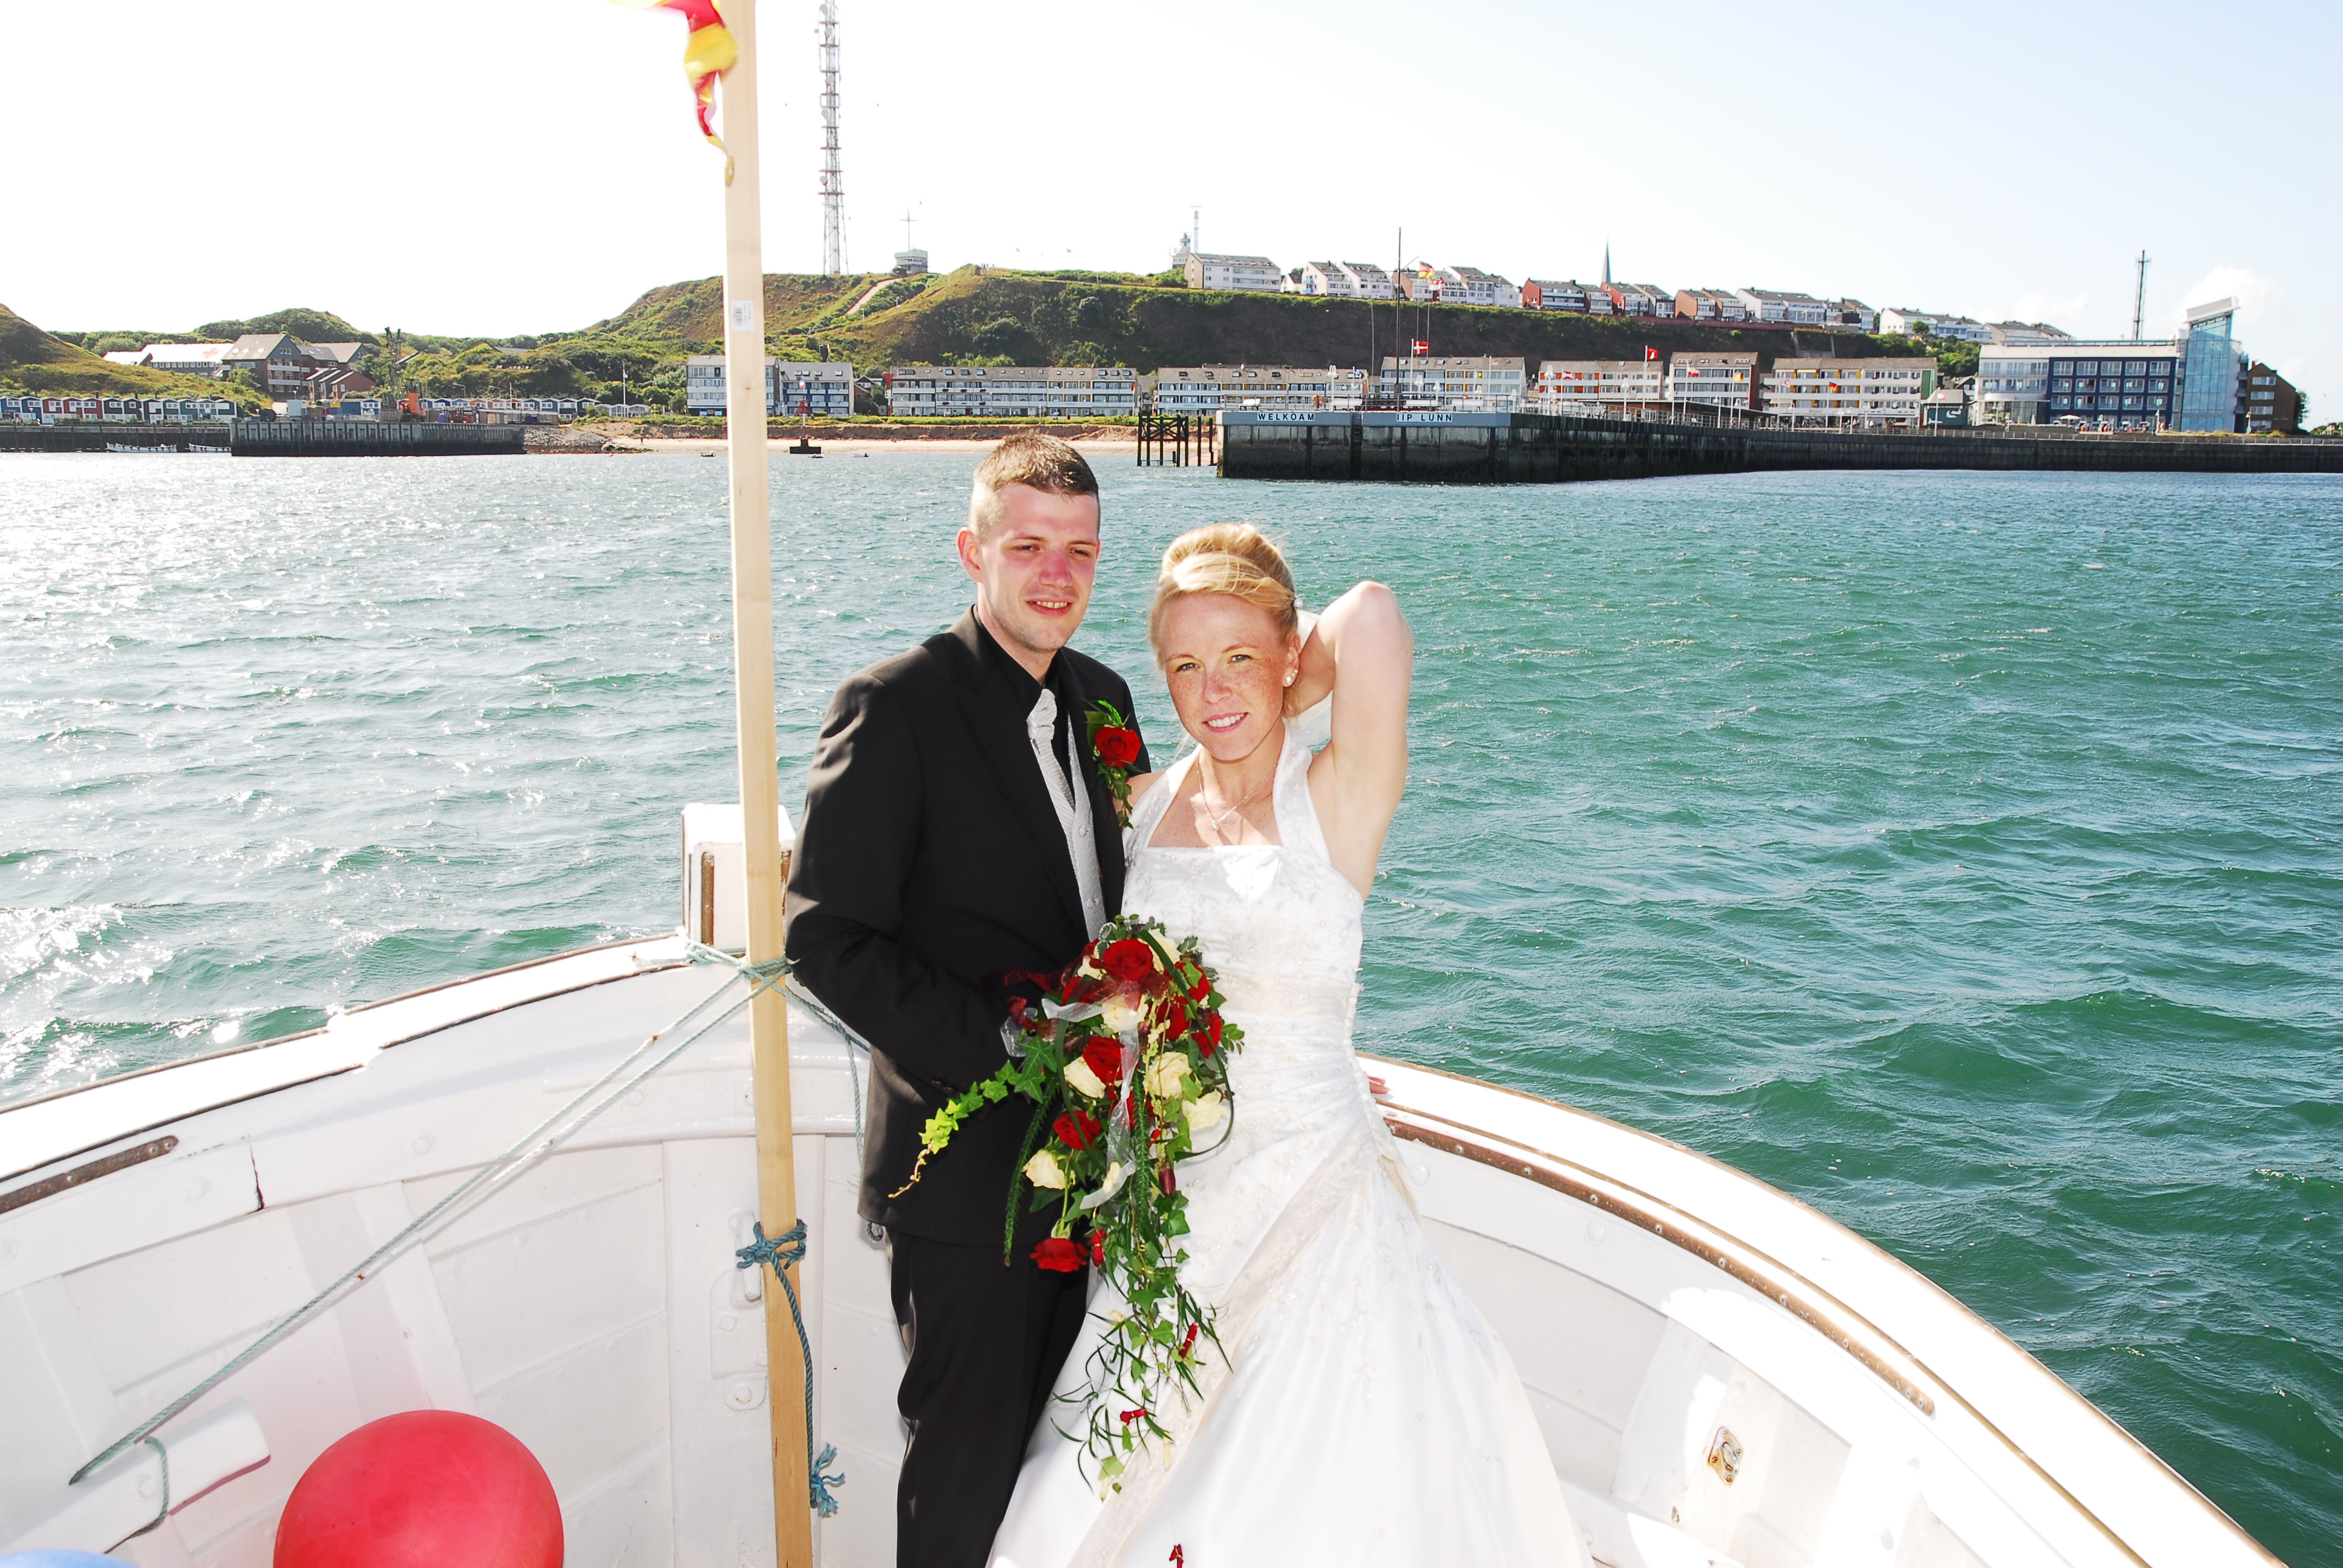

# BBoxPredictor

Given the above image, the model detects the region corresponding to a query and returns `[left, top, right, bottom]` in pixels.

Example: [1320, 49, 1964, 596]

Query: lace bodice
[1121, 724, 1363, 1014]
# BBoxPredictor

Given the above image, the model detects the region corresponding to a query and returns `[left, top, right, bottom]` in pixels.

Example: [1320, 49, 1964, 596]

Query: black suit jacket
[784, 609, 1149, 1243]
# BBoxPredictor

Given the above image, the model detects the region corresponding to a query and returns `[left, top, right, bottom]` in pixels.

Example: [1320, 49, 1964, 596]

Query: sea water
[2, 452, 2336, 1559]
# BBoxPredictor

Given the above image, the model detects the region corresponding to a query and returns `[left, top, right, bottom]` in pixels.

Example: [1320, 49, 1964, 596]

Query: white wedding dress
[989, 724, 1588, 1568]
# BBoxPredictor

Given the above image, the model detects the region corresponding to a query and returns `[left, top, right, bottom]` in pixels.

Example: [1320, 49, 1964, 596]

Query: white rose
[1023, 1149, 1068, 1189]
[1144, 1054, 1190, 1097]
[1099, 995, 1142, 1036]
[1184, 1090, 1226, 1132]
[1062, 1057, 1106, 1099]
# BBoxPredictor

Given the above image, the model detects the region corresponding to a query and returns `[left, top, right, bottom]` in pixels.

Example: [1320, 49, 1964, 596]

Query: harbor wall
[0, 423, 234, 453]
[0, 422, 529, 456]
[234, 421, 526, 457]
[1217, 411, 2343, 484]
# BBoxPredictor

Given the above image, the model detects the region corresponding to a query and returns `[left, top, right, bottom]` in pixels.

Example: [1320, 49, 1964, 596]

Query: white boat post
[713, 5, 816, 1563]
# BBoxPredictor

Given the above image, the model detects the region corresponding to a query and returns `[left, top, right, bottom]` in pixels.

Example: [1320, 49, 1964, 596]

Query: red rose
[1187, 973, 1210, 1003]
[1032, 1236, 1085, 1273]
[1053, 1109, 1100, 1150]
[1099, 938, 1155, 981]
[1082, 1037, 1124, 1084]
[1201, 1013, 1222, 1056]
[1095, 726, 1142, 768]
[1089, 1230, 1106, 1266]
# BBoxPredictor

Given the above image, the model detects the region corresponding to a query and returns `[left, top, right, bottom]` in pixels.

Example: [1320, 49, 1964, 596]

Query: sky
[5, 0, 2337, 413]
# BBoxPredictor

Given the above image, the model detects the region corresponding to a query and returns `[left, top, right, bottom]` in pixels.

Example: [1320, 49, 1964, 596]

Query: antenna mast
[2131, 250, 2150, 342]
[818, 0, 844, 275]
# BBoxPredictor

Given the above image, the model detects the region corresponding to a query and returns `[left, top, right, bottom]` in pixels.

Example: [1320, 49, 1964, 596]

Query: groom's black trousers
[890, 1232, 1089, 1567]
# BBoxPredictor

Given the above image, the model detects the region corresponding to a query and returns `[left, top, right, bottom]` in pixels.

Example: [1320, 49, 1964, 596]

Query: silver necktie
[1027, 687, 1106, 936]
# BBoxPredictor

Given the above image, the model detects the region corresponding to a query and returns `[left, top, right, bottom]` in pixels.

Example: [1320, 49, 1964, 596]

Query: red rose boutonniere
[1086, 698, 1143, 826]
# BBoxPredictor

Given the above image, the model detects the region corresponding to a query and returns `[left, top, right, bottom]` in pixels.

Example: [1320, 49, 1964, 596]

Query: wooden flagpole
[715, 5, 816, 1564]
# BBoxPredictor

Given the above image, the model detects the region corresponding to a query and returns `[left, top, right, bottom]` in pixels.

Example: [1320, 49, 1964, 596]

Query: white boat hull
[0, 936, 2279, 1568]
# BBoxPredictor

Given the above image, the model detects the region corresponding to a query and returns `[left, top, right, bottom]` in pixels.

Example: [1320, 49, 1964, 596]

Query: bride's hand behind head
[1149, 524, 1300, 766]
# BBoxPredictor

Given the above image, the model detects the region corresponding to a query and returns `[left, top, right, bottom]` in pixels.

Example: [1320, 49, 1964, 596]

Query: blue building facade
[2177, 300, 2244, 434]
[2045, 349, 2182, 427]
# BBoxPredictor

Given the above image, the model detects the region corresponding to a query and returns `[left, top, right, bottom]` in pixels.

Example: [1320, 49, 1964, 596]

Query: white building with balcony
[1761, 358, 1936, 427]
[1335, 261, 1396, 299]
[1184, 253, 1282, 292]
[1665, 353, 1757, 410]
[1435, 266, 1522, 309]
[1734, 289, 1835, 325]
[1880, 309, 1996, 342]
[883, 365, 1138, 418]
[1535, 361, 1665, 412]
[686, 357, 855, 417]
[1378, 355, 1527, 410]
[1153, 365, 1368, 413]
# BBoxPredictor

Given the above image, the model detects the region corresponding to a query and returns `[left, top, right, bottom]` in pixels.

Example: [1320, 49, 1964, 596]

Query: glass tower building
[2177, 299, 2244, 433]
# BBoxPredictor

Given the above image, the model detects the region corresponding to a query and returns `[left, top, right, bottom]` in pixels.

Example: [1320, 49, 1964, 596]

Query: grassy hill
[42, 270, 1933, 411]
[0, 302, 259, 403]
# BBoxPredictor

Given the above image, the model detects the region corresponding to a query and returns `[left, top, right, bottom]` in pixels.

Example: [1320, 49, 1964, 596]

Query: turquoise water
[2, 452, 2337, 1560]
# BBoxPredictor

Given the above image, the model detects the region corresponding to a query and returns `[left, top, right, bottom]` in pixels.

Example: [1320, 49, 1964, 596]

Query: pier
[233, 421, 525, 457]
[1217, 410, 2343, 484]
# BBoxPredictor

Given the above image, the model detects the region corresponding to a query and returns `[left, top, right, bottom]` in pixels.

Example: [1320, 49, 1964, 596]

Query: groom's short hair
[969, 433, 1099, 541]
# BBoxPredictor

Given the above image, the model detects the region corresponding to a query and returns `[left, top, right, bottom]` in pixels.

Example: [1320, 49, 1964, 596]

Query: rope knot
[733, 1219, 844, 1516]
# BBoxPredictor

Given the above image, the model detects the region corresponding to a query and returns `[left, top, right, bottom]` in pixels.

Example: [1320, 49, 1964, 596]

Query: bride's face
[1156, 593, 1300, 765]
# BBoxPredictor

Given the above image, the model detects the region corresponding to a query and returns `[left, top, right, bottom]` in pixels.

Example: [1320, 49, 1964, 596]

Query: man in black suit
[785, 434, 1149, 1566]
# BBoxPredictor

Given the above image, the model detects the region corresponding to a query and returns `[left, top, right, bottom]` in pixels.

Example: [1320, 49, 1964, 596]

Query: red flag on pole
[1645, 345, 1658, 361]
[1410, 339, 1429, 355]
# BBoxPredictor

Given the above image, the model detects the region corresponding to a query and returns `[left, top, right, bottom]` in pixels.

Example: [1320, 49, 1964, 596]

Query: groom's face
[958, 483, 1101, 678]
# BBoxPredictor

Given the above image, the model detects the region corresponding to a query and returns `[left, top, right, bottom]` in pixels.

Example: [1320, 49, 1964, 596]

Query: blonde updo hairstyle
[1147, 523, 1299, 655]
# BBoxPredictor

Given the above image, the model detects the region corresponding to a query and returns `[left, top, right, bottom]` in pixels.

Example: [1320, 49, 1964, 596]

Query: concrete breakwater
[1218, 410, 2343, 484]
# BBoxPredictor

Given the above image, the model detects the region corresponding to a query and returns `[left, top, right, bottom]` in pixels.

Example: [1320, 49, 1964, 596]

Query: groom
[785, 433, 1149, 1566]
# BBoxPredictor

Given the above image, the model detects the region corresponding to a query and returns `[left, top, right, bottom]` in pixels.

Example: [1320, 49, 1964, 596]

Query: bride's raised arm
[1289, 581, 1412, 893]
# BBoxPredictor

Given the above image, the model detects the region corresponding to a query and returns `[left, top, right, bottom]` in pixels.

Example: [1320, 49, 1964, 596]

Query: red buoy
[274, 1412, 561, 1568]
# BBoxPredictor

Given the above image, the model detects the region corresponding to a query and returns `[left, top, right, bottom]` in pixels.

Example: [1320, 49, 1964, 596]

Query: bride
[989, 525, 1588, 1567]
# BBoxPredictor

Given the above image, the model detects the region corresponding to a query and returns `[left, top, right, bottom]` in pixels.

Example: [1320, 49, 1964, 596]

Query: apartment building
[1609, 283, 1672, 317]
[140, 343, 234, 377]
[1665, 353, 1758, 410]
[1286, 263, 1343, 297]
[1435, 266, 1522, 309]
[1761, 358, 1936, 427]
[1880, 309, 1995, 342]
[1674, 289, 1749, 321]
[1734, 289, 1835, 326]
[2018, 344, 2186, 428]
[686, 357, 856, 417]
[884, 365, 1139, 418]
[1521, 280, 1590, 313]
[221, 334, 318, 397]
[1184, 253, 1282, 292]
[1988, 321, 2074, 346]
[1377, 355, 1527, 411]
[2242, 361, 2300, 434]
[1336, 261, 1396, 299]
[1535, 360, 1665, 411]
[1153, 365, 1368, 413]
[1833, 300, 1878, 332]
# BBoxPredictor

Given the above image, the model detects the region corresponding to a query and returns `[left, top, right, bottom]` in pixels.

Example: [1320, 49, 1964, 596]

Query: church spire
[1603, 242, 1611, 286]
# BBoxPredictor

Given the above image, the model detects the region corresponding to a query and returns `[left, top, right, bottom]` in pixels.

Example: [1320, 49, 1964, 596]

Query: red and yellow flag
[623, 0, 738, 157]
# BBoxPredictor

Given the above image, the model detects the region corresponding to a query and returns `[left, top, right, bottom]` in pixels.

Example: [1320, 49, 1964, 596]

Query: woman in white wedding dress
[990, 526, 1588, 1568]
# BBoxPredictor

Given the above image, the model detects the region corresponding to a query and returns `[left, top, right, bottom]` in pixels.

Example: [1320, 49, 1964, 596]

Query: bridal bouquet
[894, 915, 1243, 1485]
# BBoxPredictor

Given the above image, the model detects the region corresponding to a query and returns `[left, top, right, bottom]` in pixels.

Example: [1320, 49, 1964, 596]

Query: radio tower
[818, 0, 844, 276]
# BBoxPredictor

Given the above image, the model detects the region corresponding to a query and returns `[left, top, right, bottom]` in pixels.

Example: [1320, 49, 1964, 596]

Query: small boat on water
[0, 810, 2284, 1568]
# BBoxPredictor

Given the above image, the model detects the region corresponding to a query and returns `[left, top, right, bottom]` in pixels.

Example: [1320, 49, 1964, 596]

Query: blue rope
[738, 1220, 845, 1517]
